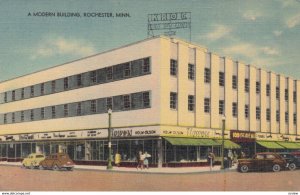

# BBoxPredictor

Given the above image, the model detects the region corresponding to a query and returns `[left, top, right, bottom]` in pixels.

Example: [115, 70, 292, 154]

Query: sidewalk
[0, 161, 238, 174]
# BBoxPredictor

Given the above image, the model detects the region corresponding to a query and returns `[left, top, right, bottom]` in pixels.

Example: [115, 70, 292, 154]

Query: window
[123, 95, 131, 110]
[285, 89, 288, 101]
[143, 58, 150, 73]
[256, 82, 260, 94]
[41, 108, 45, 119]
[30, 86, 34, 97]
[30, 109, 34, 121]
[4, 114, 7, 124]
[293, 91, 296, 103]
[4, 92, 7, 102]
[188, 64, 195, 80]
[12, 90, 15, 101]
[77, 74, 82, 86]
[285, 112, 288, 123]
[41, 83, 44, 95]
[294, 113, 297, 125]
[143, 92, 150, 108]
[21, 111, 24, 122]
[77, 103, 82, 116]
[124, 63, 131, 77]
[245, 79, 249, 92]
[245, 105, 249, 118]
[219, 100, 224, 115]
[232, 102, 237, 117]
[232, 75, 237, 89]
[276, 110, 280, 122]
[170, 59, 178, 76]
[170, 92, 177, 109]
[21, 88, 24, 99]
[90, 71, 97, 83]
[204, 68, 211, 83]
[106, 67, 113, 80]
[266, 108, 270, 121]
[266, 154, 275, 159]
[106, 97, 112, 110]
[219, 72, 225, 86]
[266, 84, 270, 96]
[12, 113, 15, 123]
[204, 98, 210, 113]
[51, 80, 56, 93]
[276, 87, 279, 99]
[51, 106, 56, 118]
[188, 95, 195, 111]
[64, 77, 69, 90]
[90, 100, 96, 113]
[256, 107, 261, 120]
[64, 104, 68, 117]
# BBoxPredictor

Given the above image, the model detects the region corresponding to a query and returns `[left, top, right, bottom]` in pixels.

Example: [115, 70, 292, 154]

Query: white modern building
[0, 36, 299, 167]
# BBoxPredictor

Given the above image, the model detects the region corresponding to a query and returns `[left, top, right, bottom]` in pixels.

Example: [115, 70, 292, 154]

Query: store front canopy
[214, 140, 241, 149]
[277, 142, 300, 149]
[256, 141, 285, 149]
[164, 137, 220, 146]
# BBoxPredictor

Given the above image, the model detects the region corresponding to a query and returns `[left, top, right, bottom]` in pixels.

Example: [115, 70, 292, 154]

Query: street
[0, 165, 299, 191]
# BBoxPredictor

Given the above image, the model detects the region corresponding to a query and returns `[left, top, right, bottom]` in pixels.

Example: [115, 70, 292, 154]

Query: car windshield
[36, 155, 44, 158]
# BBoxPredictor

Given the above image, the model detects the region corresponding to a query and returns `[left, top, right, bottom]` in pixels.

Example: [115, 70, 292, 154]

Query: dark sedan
[238, 152, 287, 173]
[278, 152, 300, 170]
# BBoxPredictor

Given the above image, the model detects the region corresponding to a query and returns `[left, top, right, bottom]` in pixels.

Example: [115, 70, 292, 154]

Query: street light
[107, 108, 113, 170]
[220, 115, 226, 170]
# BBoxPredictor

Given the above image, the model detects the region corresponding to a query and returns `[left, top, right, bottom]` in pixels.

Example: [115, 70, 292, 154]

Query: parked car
[39, 153, 75, 171]
[22, 153, 45, 169]
[291, 151, 300, 158]
[278, 152, 300, 170]
[238, 152, 287, 173]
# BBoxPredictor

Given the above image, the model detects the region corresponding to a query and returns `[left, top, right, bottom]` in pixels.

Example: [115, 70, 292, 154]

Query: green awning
[215, 139, 241, 149]
[277, 142, 300, 149]
[164, 137, 220, 146]
[256, 141, 285, 149]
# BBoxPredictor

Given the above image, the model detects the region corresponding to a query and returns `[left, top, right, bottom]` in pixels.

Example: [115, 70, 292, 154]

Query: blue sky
[0, 0, 299, 82]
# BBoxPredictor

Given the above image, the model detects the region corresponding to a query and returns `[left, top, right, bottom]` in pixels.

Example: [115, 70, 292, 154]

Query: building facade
[0, 36, 300, 167]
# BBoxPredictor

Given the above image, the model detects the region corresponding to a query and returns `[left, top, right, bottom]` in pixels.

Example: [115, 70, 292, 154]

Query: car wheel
[288, 163, 296, 171]
[53, 165, 60, 171]
[240, 165, 249, 173]
[67, 167, 74, 171]
[272, 164, 281, 172]
[39, 165, 44, 170]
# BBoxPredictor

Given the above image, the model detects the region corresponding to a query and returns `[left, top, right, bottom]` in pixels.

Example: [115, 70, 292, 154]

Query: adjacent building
[0, 36, 299, 167]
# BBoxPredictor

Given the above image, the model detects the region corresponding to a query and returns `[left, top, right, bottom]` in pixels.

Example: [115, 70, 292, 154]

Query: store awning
[256, 141, 285, 149]
[164, 137, 220, 146]
[214, 139, 241, 149]
[277, 142, 300, 149]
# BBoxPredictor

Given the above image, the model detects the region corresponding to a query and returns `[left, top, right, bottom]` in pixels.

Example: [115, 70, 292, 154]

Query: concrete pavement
[0, 161, 238, 174]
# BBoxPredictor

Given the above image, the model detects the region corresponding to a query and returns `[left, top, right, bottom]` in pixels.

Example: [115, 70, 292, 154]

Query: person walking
[207, 151, 215, 170]
[114, 151, 121, 167]
[227, 149, 233, 168]
[136, 151, 144, 170]
[143, 151, 151, 169]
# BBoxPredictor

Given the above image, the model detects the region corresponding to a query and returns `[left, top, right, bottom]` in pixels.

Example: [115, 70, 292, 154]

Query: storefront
[230, 130, 256, 158]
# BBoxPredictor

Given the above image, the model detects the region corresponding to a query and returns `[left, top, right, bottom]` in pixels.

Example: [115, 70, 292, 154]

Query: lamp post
[107, 108, 113, 170]
[220, 115, 226, 170]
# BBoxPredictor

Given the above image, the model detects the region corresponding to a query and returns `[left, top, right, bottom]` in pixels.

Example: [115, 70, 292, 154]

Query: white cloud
[273, 30, 282, 36]
[223, 43, 258, 58]
[286, 13, 300, 28]
[30, 36, 96, 60]
[261, 47, 280, 56]
[204, 24, 232, 41]
[242, 10, 263, 21]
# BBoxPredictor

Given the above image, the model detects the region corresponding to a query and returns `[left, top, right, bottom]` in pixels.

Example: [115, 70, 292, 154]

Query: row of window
[170, 59, 297, 102]
[169, 92, 297, 124]
[2, 57, 151, 104]
[1, 91, 151, 125]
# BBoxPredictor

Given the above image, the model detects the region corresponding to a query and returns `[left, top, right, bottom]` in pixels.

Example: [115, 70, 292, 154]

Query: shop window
[188, 64, 195, 80]
[75, 142, 85, 160]
[118, 140, 131, 161]
[170, 92, 177, 110]
[1, 144, 7, 158]
[170, 59, 178, 76]
[130, 140, 144, 162]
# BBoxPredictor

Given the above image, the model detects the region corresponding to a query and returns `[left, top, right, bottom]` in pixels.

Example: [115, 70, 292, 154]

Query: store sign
[230, 130, 256, 142]
[112, 129, 157, 138]
[19, 134, 35, 140]
[161, 127, 230, 139]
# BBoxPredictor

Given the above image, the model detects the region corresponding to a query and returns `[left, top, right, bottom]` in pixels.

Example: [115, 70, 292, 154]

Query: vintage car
[238, 152, 287, 173]
[22, 153, 46, 169]
[291, 151, 300, 158]
[39, 153, 75, 171]
[278, 152, 300, 170]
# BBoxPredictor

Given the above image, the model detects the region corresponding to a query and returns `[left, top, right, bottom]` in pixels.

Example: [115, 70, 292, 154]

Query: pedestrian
[233, 151, 238, 164]
[143, 151, 151, 169]
[136, 151, 144, 170]
[207, 151, 215, 168]
[227, 149, 233, 168]
[114, 151, 121, 167]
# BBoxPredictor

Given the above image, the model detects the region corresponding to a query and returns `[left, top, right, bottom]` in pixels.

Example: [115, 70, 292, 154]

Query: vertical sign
[148, 12, 192, 41]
